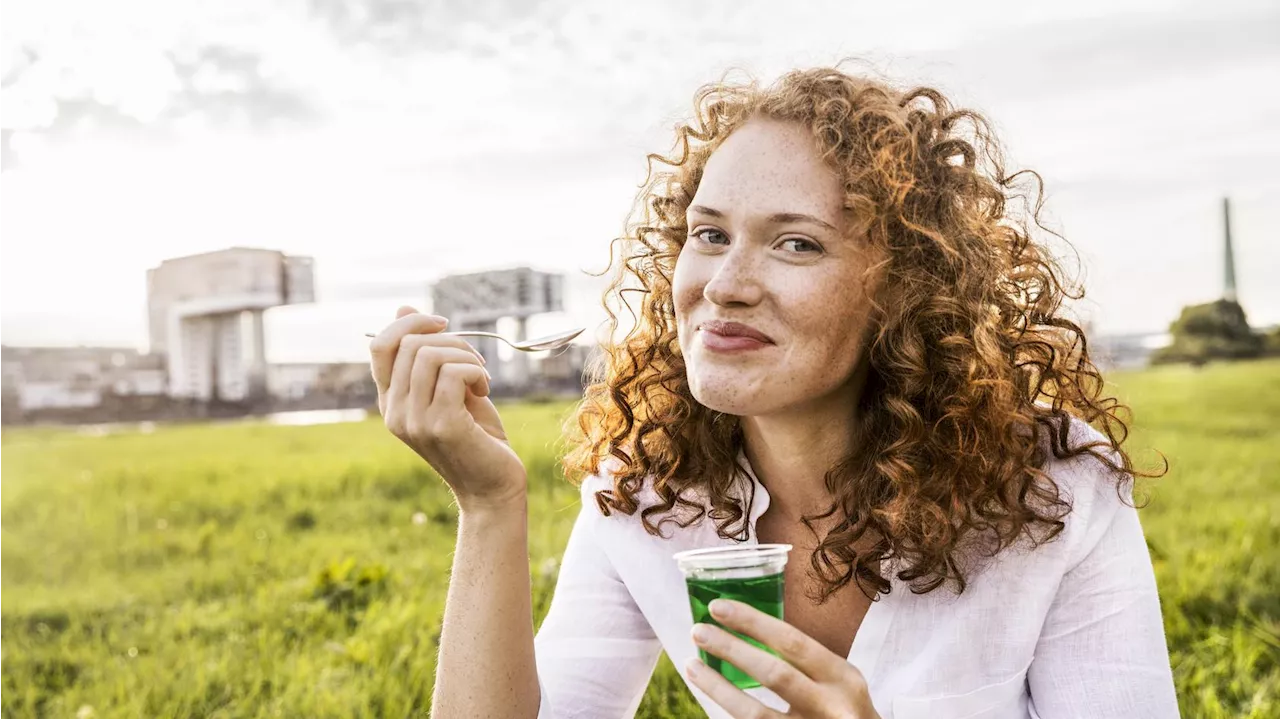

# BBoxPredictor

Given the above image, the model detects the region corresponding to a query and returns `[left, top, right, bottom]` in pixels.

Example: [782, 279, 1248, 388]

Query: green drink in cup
[674, 544, 793, 689]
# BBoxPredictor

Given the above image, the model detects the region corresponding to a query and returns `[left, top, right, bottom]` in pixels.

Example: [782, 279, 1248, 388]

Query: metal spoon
[363, 327, 585, 353]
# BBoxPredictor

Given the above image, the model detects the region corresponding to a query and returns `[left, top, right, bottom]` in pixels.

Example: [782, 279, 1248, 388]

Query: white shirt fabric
[533, 421, 1179, 718]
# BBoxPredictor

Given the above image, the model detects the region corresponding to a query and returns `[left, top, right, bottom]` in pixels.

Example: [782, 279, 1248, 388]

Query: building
[147, 247, 315, 403]
[267, 362, 376, 406]
[1, 346, 167, 421]
[432, 267, 565, 391]
[1, 258, 594, 425]
[534, 344, 595, 389]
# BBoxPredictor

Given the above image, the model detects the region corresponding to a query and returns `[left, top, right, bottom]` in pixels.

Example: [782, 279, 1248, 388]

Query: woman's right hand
[370, 306, 527, 512]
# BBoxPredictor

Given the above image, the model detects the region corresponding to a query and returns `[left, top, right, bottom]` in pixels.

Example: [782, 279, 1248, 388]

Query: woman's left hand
[686, 599, 881, 718]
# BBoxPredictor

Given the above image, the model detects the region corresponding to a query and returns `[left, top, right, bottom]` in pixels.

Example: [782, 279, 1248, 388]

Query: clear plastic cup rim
[673, 543, 793, 572]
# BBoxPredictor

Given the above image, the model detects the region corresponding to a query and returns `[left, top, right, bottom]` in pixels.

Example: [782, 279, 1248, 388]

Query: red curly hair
[563, 65, 1162, 601]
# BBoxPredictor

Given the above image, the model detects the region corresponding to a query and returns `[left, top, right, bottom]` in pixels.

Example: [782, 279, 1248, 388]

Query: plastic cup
[673, 543, 793, 689]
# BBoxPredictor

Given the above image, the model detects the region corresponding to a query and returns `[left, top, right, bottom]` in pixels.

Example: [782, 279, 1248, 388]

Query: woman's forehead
[693, 119, 844, 218]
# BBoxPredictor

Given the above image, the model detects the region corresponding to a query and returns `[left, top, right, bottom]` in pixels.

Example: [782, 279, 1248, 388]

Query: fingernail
[709, 600, 733, 618]
[685, 658, 703, 677]
[691, 624, 710, 644]
[431, 315, 448, 324]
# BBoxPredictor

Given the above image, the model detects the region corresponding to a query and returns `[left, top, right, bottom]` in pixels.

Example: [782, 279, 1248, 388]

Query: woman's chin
[689, 379, 766, 417]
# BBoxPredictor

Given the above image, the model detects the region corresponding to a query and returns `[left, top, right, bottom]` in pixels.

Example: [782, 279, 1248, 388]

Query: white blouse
[533, 423, 1179, 718]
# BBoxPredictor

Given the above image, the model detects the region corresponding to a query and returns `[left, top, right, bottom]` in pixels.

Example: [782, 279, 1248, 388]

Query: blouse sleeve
[1027, 469, 1180, 718]
[534, 477, 663, 718]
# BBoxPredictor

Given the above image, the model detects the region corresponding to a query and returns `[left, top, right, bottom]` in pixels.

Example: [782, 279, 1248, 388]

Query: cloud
[906, 3, 1280, 101]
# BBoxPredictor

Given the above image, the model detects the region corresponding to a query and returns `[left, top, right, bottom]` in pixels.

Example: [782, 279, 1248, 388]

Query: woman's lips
[700, 331, 770, 352]
[697, 321, 774, 353]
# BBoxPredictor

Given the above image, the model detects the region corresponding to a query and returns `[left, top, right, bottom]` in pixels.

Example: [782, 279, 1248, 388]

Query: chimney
[1223, 197, 1238, 303]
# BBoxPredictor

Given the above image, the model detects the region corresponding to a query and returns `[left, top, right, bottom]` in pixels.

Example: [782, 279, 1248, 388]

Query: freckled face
[673, 118, 881, 417]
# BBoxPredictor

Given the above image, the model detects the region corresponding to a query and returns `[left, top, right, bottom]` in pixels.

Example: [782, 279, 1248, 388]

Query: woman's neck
[739, 365, 870, 523]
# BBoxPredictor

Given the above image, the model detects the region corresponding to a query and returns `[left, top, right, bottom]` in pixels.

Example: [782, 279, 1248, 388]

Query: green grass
[3, 361, 1279, 718]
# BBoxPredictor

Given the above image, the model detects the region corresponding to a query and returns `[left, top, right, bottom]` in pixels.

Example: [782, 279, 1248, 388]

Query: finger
[400, 332, 486, 365]
[710, 599, 847, 684]
[431, 363, 491, 411]
[390, 348, 484, 441]
[394, 346, 483, 414]
[684, 658, 785, 719]
[407, 362, 490, 445]
[692, 622, 819, 709]
[396, 305, 418, 319]
[369, 312, 448, 391]
[388, 335, 485, 406]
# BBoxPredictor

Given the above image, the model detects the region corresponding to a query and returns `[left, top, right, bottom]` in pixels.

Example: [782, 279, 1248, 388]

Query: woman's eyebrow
[688, 205, 837, 232]
[766, 212, 838, 232]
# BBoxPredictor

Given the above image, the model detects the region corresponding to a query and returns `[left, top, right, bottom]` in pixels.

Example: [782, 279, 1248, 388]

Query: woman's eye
[692, 228, 729, 245]
[779, 238, 821, 254]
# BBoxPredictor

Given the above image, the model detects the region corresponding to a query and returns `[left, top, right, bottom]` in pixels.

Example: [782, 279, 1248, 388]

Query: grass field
[3, 360, 1278, 718]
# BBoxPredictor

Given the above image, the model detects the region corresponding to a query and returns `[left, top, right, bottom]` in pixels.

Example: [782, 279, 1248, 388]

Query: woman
[369, 67, 1178, 718]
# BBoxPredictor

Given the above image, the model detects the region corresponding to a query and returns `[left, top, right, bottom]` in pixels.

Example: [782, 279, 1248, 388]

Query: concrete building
[535, 343, 595, 389]
[432, 267, 565, 392]
[1, 346, 167, 420]
[147, 247, 315, 402]
[1, 258, 595, 425]
[267, 362, 375, 404]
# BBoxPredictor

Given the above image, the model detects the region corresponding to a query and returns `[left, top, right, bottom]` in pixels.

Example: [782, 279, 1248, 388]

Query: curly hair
[562, 65, 1163, 601]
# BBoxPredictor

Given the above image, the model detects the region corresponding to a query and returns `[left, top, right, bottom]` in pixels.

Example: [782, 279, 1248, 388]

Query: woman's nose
[703, 246, 764, 307]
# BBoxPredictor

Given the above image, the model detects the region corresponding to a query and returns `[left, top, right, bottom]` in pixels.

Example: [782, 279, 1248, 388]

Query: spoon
[363, 327, 585, 353]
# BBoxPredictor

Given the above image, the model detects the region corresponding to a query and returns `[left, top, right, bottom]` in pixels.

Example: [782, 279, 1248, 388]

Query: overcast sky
[2, 0, 1278, 362]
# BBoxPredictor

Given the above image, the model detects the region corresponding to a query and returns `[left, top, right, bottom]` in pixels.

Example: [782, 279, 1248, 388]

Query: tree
[1151, 299, 1264, 365]
[1266, 326, 1280, 357]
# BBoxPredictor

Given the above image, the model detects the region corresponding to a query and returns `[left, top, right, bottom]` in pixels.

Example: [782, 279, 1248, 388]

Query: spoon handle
[362, 330, 503, 340]
[362, 330, 516, 348]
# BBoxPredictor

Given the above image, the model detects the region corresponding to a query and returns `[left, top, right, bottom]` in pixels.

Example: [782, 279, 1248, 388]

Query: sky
[2, 0, 1278, 362]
